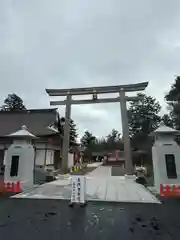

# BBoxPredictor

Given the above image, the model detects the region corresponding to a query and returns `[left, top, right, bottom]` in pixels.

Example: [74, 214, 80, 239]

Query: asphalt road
[0, 197, 180, 239]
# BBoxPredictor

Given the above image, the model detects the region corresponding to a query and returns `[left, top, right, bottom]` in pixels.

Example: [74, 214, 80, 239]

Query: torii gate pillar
[62, 93, 72, 172]
[119, 89, 133, 174]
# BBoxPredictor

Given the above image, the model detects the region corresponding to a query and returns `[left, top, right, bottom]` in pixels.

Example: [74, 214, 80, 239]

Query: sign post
[70, 175, 86, 207]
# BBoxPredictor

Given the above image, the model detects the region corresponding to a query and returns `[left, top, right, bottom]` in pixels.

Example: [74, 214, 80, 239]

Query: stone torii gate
[46, 82, 148, 174]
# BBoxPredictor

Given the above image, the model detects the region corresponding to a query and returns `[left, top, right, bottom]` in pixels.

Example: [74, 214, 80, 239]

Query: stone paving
[86, 162, 103, 168]
[12, 165, 160, 203]
[87, 165, 111, 177]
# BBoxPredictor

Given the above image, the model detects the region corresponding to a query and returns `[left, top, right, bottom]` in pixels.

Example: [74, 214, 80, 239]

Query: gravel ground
[0, 197, 180, 239]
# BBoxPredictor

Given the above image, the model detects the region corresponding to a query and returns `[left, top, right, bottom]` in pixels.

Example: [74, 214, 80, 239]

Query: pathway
[12, 165, 160, 203]
[87, 162, 102, 168]
[87, 165, 111, 177]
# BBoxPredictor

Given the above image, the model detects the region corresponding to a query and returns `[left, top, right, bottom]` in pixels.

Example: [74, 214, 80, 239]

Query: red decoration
[0, 181, 21, 193]
[74, 151, 78, 164]
[115, 150, 118, 161]
[160, 184, 180, 197]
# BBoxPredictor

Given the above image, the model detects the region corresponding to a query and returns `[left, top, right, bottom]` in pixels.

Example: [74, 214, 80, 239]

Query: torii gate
[46, 82, 148, 174]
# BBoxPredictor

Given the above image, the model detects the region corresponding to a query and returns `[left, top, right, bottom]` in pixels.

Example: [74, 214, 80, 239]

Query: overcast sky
[0, 0, 180, 139]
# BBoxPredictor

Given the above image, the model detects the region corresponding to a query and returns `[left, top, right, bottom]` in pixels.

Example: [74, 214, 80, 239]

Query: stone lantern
[150, 122, 180, 191]
[4, 125, 37, 189]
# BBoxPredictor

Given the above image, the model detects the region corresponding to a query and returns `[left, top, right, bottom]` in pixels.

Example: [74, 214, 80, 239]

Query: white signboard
[71, 175, 86, 204]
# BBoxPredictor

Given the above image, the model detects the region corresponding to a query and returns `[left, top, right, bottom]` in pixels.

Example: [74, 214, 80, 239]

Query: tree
[165, 76, 180, 102]
[80, 131, 97, 148]
[128, 93, 161, 165]
[80, 131, 98, 157]
[128, 93, 161, 137]
[1, 93, 26, 111]
[106, 129, 121, 142]
[96, 137, 107, 151]
[161, 114, 174, 128]
[80, 129, 123, 155]
[59, 117, 78, 143]
[70, 119, 78, 143]
[165, 76, 180, 129]
[106, 129, 123, 150]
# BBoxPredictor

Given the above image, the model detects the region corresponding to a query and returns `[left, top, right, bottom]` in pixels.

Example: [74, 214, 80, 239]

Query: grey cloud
[0, 0, 180, 138]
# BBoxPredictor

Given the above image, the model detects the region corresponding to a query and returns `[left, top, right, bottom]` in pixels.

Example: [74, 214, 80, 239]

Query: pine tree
[60, 117, 78, 144]
[1, 93, 26, 111]
[165, 76, 180, 129]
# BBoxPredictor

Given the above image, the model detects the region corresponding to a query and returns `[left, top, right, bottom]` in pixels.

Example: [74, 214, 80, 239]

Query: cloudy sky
[0, 0, 180, 139]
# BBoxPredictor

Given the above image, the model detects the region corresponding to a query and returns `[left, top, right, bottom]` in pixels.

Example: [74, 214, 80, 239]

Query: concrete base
[12, 165, 160, 203]
[124, 174, 136, 181]
[12, 176, 160, 203]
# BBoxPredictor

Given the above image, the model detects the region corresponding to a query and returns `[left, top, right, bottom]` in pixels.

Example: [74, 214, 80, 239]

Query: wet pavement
[0, 197, 180, 239]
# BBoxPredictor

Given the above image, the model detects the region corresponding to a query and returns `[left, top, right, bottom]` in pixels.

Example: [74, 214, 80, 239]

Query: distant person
[103, 155, 108, 164]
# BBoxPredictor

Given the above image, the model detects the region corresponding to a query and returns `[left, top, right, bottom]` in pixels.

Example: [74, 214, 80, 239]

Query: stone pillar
[62, 93, 72, 173]
[119, 89, 133, 174]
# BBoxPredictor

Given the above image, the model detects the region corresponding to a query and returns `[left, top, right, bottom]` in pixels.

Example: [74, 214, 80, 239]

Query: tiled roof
[0, 108, 59, 136]
[8, 125, 37, 138]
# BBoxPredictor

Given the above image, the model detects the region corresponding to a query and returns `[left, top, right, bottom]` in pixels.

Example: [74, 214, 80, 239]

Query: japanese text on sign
[71, 176, 86, 204]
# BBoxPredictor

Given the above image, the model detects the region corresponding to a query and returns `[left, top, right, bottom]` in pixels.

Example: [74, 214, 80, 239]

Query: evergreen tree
[128, 93, 161, 137]
[1, 93, 26, 111]
[165, 76, 180, 129]
[60, 117, 78, 143]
